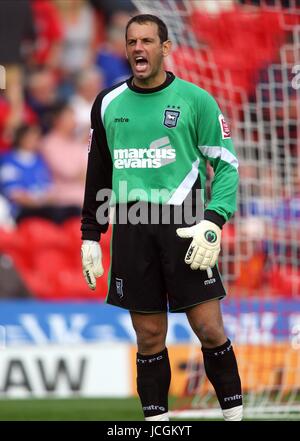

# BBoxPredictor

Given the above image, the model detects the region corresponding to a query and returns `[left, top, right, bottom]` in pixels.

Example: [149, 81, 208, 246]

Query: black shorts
[106, 207, 226, 313]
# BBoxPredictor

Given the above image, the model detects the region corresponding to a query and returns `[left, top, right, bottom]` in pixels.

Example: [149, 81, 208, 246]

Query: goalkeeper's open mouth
[135, 56, 149, 74]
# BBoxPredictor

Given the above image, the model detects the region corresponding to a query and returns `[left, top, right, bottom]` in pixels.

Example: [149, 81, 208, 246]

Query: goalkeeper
[81, 14, 242, 421]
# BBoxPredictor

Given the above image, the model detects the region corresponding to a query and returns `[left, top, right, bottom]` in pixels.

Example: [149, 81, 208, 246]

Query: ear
[162, 40, 172, 58]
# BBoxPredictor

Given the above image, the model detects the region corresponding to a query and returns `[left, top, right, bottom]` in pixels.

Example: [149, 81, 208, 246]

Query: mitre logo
[113, 136, 176, 169]
[114, 117, 129, 123]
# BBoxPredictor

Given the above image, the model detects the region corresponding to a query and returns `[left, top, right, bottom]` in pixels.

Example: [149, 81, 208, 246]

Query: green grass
[0, 397, 222, 421]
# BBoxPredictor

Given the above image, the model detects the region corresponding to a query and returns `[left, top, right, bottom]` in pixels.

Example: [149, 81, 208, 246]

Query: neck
[132, 70, 167, 89]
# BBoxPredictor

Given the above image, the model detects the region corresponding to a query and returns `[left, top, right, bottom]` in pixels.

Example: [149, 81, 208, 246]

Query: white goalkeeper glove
[81, 240, 104, 290]
[176, 220, 221, 271]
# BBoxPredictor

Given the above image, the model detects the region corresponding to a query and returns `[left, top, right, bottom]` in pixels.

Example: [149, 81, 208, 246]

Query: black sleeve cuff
[204, 210, 226, 229]
[81, 230, 101, 241]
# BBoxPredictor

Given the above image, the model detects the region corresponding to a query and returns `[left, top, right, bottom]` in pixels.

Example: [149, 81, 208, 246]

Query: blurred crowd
[0, 0, 299, 299]
[0, 0, 137, 225]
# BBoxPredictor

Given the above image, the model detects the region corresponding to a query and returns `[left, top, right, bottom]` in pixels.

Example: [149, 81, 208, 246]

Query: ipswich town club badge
[163, 110, 180, 128]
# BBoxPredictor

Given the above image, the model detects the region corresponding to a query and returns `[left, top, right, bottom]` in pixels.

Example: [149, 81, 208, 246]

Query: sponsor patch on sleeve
[87, 128, 94, 153]
[218, 114, 231, 139]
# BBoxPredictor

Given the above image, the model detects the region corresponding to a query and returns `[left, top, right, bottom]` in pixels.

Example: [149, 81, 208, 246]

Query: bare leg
[130, 311, 168, 354]
[186, 299, 227, 348]
[130, 311, 170, 421]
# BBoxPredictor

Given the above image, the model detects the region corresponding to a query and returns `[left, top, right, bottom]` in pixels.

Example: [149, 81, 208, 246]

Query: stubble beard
[132, 58, 164, 87]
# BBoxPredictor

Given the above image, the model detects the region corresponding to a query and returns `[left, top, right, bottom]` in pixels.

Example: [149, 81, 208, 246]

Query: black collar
[127, 71, 175, 94]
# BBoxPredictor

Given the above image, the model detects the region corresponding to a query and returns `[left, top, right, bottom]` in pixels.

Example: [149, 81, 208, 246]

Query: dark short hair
[125, 14, 168, 44]
[13, 125, 39, 149]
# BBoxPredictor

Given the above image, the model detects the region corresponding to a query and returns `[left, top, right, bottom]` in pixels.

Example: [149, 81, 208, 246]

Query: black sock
[202, 339, 242, 410]
[136, 347, 171, 418]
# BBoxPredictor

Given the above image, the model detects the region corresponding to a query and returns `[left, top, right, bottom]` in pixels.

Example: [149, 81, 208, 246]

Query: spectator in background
[31, 0, 63, 69]
[192, 0, 234, 13]
[41, 103, 87, 221]
[0, 194, 15, 229]
[273, 168, 300, 231]
[95, 11, 132, 87]
[0, 95, 37, 153]
[70, 67, 104, 141]
[89, 0, 136, 22]
[26, 69, 61, 134]
[0, 0, 36, 142]
[0, 125, 54, 223]
[239, 164, 278, 219]
[56, 0, 96, 77]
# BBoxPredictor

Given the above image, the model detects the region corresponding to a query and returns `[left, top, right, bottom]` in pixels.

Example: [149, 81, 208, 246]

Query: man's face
[126, 22, 170, 81]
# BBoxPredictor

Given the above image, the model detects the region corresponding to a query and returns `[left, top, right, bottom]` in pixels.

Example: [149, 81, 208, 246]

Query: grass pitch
[0, 398, 143, 421]
[0, 398, 299, 421]
[0, 397, 223, 421]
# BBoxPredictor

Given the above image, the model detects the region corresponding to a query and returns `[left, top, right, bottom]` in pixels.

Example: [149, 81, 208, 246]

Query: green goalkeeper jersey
[81, 72, 239, 241]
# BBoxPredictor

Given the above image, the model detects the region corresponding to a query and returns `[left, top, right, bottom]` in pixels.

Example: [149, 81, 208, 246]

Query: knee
[134, 322, 166, 354]
[193, 322, 226, 348]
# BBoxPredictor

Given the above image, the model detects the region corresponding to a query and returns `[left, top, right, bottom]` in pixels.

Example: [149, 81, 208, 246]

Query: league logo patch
[163, 110, 180, 128]
[116, 277, 124, 299]
[218, 114, 231, 139]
